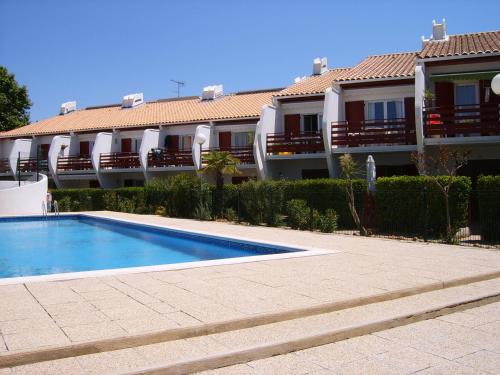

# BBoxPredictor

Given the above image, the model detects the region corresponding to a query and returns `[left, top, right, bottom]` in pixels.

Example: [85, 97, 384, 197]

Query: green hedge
[50, 175, 477, 241]
[477, 176, 500, 242]
[282, 178, 366, 229]
[375, 176, 471, 238]
[51, 177, 366, 229]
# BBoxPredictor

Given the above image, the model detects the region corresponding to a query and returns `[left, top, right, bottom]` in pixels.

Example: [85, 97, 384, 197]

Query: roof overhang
[416, 51, 500, 63]
[430, 70, 500, 82]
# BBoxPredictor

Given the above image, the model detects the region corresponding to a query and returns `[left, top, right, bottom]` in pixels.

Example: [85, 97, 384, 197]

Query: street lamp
[366, 155, 376, 192]
[195, 133, 207, 169]
[491, 74, 500, 96]
[195, 133, 207, 198]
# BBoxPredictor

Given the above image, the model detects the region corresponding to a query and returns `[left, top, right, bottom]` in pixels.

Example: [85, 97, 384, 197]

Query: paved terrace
[0, 212, 500, 368]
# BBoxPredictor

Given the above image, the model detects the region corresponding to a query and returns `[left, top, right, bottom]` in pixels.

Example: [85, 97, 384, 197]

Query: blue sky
[1, 0, 499, 122]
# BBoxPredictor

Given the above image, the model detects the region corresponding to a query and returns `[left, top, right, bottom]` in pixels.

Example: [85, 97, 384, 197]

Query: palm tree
[200, 151, 241, 217]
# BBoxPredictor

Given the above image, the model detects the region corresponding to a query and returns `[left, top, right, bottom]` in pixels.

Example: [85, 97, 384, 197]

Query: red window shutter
[284, 114, 301, 137]
[40, 144, 50, 159]
[121, 138, 132, 153]
[434, 82, 454, 107]
[345, 101, 364, 130]
[79, 141, 90, 156]
[404, 97, 415, 125]
[167, 135, 179, 151]
[219, 132, 232, 150]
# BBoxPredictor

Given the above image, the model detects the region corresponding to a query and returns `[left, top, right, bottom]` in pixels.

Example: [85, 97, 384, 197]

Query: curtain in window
[387, 101, 403, 120]
[233, 132, 254, 147]
[367, 102, 385, 120]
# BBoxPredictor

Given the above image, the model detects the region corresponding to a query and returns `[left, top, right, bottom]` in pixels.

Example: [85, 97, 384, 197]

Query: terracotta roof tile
[0, 90, 278, 138]
[275, 68, 350, 97]
[420, 31, 500, 59]
[334, 52, 417, 82]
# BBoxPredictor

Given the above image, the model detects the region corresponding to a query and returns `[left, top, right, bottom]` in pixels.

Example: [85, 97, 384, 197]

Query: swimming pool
[0, 215, 301, 279]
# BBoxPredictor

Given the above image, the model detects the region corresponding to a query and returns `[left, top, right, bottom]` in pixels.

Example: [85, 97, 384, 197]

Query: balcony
[147, 149, 194, 168]
[331, 119, 416, 148]
[99, 152, 140, 169]
[57, 155, 93, 171]
[0, 158, 9, 173]
[202, 147, 255, 164]
[424, 103, 500, 138]
[17, 158, 48, 173]
[266, 132, 324, 155]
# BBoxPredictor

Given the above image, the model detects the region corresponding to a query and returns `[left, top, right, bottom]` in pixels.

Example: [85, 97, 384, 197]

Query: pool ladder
[53, 200, 60, 216]
[42, 200, 60, 217]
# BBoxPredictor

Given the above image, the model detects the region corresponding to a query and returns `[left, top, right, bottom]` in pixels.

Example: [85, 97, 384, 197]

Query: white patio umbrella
[366, 155, 376, 192]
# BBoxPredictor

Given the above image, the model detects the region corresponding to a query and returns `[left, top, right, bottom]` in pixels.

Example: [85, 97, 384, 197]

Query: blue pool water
[0, 215, 297, 278]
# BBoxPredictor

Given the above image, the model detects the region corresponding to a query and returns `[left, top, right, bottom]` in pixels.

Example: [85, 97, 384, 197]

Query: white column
[8, 138, 33, 176]
[415, 62, 426, 154]
[92, 132, 117, 188]
[253, 104, 276, 180]
[323, 85, 344, 178]
[48, 135, 72, 188]
[139, 129, 160, 180]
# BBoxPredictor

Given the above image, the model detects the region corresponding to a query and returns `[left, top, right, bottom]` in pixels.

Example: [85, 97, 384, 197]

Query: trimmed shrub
[52, 188, 105, 211]
[286, 199, 309, 230]
[282, 178, 366, 229]
[477, 175, 500, 242]
[375, 176, 471, 238]
[317, 209, 338, 233]
[238, 180, 285, 226]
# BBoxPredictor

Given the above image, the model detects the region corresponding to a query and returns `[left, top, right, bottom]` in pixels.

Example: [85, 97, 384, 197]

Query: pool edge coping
[0, 212, 340, 285]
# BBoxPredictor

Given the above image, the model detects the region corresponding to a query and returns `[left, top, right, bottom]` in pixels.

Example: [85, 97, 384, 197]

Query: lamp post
[366, 155, 376, 192]
[194, 133, 207, 197]
[195, 133, 207, 169]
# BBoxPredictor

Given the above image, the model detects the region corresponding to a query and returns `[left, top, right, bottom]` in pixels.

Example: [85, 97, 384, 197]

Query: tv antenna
[170, 79, 185, 97]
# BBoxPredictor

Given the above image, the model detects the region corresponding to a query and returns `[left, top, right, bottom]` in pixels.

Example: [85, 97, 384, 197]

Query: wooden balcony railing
[331, 119, 416, 148]
[0, 158, 9, 173]
[266, 132, 324, 154]
[99, 152, 140, 169]
[202, 146, 255, 164]
[147, 149, 194, 168]
[17, 158, 48, 172]
[424, 103, 500, 138]
[57, 155, 93, 171]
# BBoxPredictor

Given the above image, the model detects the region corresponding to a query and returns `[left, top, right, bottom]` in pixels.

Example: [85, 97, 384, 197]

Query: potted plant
[423, 90, 434, 108]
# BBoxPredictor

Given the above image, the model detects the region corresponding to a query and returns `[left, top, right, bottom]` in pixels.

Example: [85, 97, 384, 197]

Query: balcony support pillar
[48, 135, 72, 189]
[323, 86, 343, 178]
[415, 63, 426, 155]
[254, 105, 276, 180]
[92, 132, 118, 188]
[139, 129, 160, 181]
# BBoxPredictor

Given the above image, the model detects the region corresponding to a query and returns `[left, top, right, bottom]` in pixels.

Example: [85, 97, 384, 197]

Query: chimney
[122, 93, 144, 108]
[432, 19, 447, 41]
[202, 84, 223, 100]
[60, 101, 76, 115]
[312, 57, 328, 75]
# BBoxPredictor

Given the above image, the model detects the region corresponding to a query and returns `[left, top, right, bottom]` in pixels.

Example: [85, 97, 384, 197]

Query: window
[455, 84, 478, 106]
[133, 139, 141, 153]
[366, 100, 404, 121]
[179, 135, 193, 151]
[302, 114, 321, 133]
[233, 132, 254, 147]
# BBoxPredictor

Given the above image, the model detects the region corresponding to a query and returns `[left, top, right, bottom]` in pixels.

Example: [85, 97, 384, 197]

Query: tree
[200, 151, 241, 217]
[339, 154, 367, 236]
[0, 66, 31, 132]
[411, 145, 470, 244]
